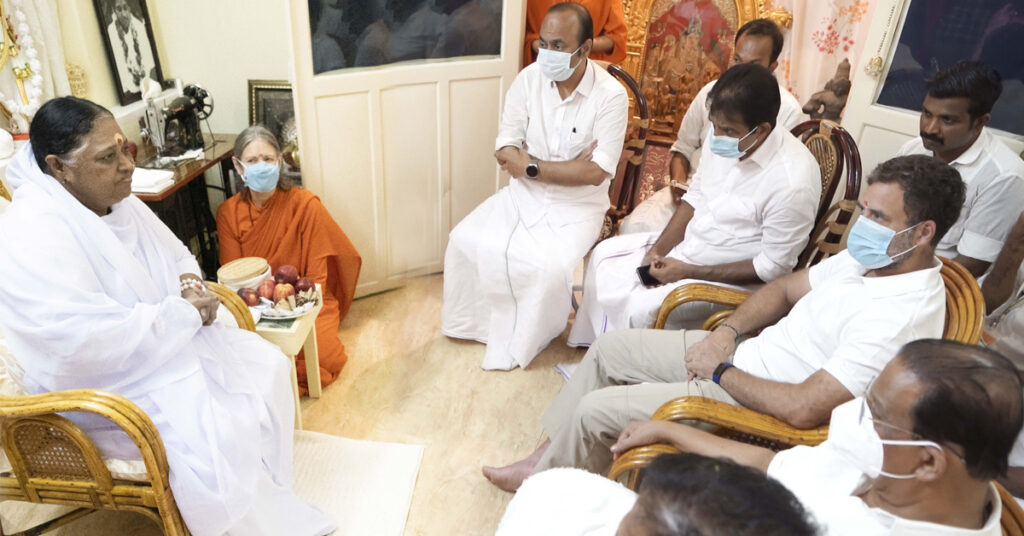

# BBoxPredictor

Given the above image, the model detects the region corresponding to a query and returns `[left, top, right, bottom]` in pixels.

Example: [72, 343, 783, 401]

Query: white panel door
[288, 1, 524, 297]
[843, 0, 1024, 179]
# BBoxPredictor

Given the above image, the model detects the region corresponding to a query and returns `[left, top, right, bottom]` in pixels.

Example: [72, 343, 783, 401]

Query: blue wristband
[712, 362, 735, 385]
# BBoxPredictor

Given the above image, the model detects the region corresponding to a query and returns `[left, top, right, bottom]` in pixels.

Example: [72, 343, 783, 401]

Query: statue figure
[803, 58, 853, 122]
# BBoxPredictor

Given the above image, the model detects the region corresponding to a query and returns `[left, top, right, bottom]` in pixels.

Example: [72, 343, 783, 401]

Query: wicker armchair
[617, 257, 985, 488]
[0, 283, 254, 535]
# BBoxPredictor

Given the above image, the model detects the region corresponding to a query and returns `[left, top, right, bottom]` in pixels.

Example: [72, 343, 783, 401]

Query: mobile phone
[636, 264, 659, 286]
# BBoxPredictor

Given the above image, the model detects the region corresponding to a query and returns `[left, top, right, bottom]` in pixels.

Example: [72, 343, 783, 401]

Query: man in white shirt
[983, 210, 1024, 368]
[496, 452, 816, 536]
[442, 2, 628, 370]
[482, 155, 962, 490]
[567, 63, 820, 345]
[612, 339, 1019, 536]
[619, 18, 804, 235]
[896, 60, 1024, 278]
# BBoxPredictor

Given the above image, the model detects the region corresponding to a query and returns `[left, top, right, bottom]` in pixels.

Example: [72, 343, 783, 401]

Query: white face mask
[828, 397, 944, 480]
[537, 45, 583, 82]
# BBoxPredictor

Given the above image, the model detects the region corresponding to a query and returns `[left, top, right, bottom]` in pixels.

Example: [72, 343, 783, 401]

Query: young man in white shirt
[483, 155, 964, 491]
[442, 2, 628, 370]
[897, 60, 1024, 278]
[568, 62, 820, 346]
[619, 18, 805, 235]
[983, 210, 1024, 367]
[613, 339, 1019, 536]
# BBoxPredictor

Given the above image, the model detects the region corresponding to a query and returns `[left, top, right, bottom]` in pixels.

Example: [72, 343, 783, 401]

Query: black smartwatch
[712, 362, 735, 385]
[525, 159, 540, 179]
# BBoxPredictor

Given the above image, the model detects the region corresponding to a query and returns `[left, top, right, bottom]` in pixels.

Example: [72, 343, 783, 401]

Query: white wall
[58, 0, 292, 137]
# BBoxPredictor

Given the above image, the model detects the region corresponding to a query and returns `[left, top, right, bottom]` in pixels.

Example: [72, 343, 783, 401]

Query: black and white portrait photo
[93, 0, 163, 104]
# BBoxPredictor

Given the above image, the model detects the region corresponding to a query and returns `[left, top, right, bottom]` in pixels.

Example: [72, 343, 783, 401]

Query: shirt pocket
[707, 197, 762, 239]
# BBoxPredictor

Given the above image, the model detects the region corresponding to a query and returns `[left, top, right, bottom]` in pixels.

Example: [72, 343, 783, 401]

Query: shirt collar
[861, 256, 943, 298]
[948, 128, 990, 167]
[547, 59, 595, 99]
[742, 124, 785, 170]
[864, 483, 1001, 535]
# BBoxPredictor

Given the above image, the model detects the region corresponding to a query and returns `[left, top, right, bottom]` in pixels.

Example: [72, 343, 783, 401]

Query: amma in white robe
[0, 145, 334, 536]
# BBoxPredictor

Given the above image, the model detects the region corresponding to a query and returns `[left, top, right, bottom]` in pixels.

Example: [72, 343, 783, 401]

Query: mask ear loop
[887, 221, 924, 264]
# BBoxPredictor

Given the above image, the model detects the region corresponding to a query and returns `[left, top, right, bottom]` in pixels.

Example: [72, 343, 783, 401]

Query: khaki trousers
[536, 328, 738, 475]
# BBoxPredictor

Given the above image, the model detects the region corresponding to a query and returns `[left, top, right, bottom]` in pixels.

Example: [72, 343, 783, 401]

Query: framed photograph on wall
[92, 0, 164, 105]
[248, 79, 302, 185]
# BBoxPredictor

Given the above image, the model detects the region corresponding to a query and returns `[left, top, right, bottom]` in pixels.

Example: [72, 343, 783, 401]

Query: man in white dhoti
[441, 2, 628, 370]
[0, 97, 334, 536]
[567, 63, 820, 347]
[483, 155, 962, 491]
[618, 18, 804, 235]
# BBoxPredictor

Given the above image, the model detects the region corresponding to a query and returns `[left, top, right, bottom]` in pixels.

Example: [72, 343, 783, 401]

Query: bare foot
[482, 440, 550, 492]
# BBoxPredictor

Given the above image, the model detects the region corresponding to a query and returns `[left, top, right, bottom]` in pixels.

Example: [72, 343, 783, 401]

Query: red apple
[295, 276, 315, 293]
[237, 288, 261, 306]
[258, 279, 276, 300]
[275, 265, 299, 286]
[274, 283, 296, 303]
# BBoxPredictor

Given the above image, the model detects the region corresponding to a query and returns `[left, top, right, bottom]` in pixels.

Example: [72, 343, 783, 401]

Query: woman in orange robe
[217, 125, 361, 394]
[523, 0, 628, 66]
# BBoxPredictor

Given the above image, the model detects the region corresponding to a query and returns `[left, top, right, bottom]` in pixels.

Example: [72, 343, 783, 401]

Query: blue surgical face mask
[239, 160, 280, 193]
[707, 127, 758, 159]
[537, 45, 583, 82]
[847, 216, 921, 269]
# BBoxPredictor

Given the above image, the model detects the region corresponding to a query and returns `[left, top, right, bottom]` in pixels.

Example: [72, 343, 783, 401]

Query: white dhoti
[442, 184, 604, 370]
[617, 187, 676, 235]
[567, 232, 743, 347]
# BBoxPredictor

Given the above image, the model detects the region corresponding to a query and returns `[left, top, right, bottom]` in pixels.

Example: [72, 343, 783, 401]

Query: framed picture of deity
[248, 79, 302, 186]
[92, 0, 164, 105]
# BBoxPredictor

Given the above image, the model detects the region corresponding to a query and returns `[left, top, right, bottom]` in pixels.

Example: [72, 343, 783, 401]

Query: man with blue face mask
[483, 155, 962, 492]
[568, 62, 820, 346]
[613, 339, 1021, 535]
[442, 2, 628, 371]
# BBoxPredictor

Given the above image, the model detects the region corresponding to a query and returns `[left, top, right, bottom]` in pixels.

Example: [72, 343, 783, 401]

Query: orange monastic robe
[217, 187, 361, 393]
[523, 0, 628, 66]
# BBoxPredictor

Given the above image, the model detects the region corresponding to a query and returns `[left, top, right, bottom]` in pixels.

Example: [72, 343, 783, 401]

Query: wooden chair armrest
[0, 389, 171, 482]
[655, 283, 752, 329]
[651, 396, 829, 448]
[206, 281, 256, 331]
[606, 443, 680, 489]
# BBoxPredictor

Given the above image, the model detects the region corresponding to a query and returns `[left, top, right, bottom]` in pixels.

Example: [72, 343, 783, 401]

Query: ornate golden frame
[620, 0, 793, 82]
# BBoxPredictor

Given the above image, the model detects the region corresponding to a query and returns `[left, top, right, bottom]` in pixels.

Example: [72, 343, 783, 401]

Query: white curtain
[769, 0, 877, 112]
[0, 0, 71, 132]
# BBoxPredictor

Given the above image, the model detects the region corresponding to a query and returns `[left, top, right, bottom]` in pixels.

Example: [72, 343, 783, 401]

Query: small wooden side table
[253, 291, 324, 429]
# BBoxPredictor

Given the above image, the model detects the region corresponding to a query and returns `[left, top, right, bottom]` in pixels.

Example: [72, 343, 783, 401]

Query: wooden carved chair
[620, 257, 985, 489]
[600, 62, 651, 239]
[791, 119, 863, 269]
[0, 284, 254, 535]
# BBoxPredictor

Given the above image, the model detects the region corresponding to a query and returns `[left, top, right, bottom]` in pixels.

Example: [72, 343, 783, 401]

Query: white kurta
[0, 146, 334, 536]
[619, 78, 804, 235]
[568, 126, 820, 346]
[442, 61, 629, 370]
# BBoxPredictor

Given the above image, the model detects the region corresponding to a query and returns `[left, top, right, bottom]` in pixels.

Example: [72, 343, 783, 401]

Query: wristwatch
[712, 362, 735, 385]
[525, 159, 540, 179]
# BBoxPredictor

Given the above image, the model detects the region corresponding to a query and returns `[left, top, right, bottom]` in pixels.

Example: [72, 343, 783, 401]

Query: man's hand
[574, 141, 597, 162]
[670, 181, 685, 205]
[684, 329, 736, 380]
[495, 145, 531, 178]
[611, 420, 680, 458]
[183, 289, 219, 326]
[649, 256, 697, 285]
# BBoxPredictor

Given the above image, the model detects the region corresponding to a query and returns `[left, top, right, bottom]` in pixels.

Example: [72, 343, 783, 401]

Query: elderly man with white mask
[441, 1, 628, 370]
[0, 96, 334, 536]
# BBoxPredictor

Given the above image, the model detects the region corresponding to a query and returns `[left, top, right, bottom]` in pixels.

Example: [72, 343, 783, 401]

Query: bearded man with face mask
[483, 155, 963, 493]
[568, 62, 820, 346]
[441, 2, 628, 371]
[612, 339, 1020, 535]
